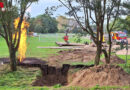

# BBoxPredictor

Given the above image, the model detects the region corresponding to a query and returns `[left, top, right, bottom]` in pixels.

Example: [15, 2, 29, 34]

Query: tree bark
[102, 49, 109, 64]
[95, 44, 102, 65]
[108, 33, 112, 64]
[9, 47, 17, 71]
[94, 23, 103, 66]
[102, 33, 112, 64]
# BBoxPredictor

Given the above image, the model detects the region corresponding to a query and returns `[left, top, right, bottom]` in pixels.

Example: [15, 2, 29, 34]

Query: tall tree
[57, 16, 68, 32]
[0, 0, 38, 71]
[105, 1, 130, 64]
[111, 15, 130, 33]
[29, 14, 58, 33]
[58, 0, 129, 65]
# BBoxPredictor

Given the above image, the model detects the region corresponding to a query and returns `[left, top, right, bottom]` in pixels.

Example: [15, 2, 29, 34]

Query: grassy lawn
[0, 33, 130, 90]
[117, 55, 130, 74]
[0, 33, 91, 89]
[0, 67, 40, 87]
[0, 38, 9, 57]
[0, 33, 90, 58]
[118, 55, 130, 64]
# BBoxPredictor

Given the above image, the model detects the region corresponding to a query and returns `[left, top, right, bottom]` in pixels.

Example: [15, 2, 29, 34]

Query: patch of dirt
[47, 49, 96, 67]
[101, 55, 126, 64]
[116, 48, 130, 55]
[68, 65, 130, 88]
[128, 38, 130, 45]
[0, 57, 46, 65]
[22, 57, 46, 65]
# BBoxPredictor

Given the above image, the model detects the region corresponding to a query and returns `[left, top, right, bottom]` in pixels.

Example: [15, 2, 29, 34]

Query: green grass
[0, 65, 50, 90]
[26, 36, 61, 58]
[71, 60, 95, 66]
[117, 55, 130, 74]
[90, 85, 130, 90]
[0, 38, 9, 57]
[128, 34, 130, 38]
[118, 55, 130, 64]
[0, 66, 40, 87]
[0, 86, 50, 90]
[0, 85, 129, 90]
[0, 33, 90, 58]
[0, 33, 91, 89]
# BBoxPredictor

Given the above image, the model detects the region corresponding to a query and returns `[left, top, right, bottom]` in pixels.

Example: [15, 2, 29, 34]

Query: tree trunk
[95, 45, 102, 65]
[9, 47, 17, 71]
[102, 49, 109, 64]
[107, 44, 112, 64]
[102, 33, 112, 64]
[108, 33, 112, 64]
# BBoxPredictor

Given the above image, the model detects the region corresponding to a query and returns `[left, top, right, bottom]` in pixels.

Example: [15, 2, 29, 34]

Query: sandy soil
[68, 65, 130, 88]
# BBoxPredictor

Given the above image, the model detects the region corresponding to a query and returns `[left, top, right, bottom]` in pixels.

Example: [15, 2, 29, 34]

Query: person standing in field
[63, 29, 69, 44]
[64, 35, 69, 44]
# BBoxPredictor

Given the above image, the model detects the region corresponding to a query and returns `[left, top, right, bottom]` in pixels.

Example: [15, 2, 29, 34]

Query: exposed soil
[32, 64, 94, 86]
[47, 49, 96, 67]
[0, 57, 46, 65]
[128, 38, 130, 45]
[32, 64, 70, 86]
[116, 48, 130, 55]
[68, 65, 130, 88]
[101, 55, 126, 64]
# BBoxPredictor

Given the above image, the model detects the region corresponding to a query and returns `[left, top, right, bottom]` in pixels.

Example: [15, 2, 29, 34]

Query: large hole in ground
[32, 64, 94, 86]
[0, 57, 94, 86]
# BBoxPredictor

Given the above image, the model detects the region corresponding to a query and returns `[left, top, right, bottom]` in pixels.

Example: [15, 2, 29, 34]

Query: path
[116, 48, 130, 55]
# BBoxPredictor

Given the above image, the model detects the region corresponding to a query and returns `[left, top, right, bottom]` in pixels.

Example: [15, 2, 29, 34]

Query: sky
[28, 0, 68, 18]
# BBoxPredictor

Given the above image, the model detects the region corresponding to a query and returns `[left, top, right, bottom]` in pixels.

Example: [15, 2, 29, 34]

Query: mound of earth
[101, 55, 126, 64]
[68, 65, 130, 87]
[47, 49, 96, 67]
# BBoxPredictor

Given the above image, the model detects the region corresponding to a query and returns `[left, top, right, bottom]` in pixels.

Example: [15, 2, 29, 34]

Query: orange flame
[14, 17, 29, 62]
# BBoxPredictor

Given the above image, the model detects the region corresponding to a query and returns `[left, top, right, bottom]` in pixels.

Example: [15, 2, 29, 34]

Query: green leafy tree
[59, 0, 129, 65]
[0, 0, 38, 71]
[28, 18, 35, 32]
[29, 14, 58, 33]
[111, 15, 130, 33]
